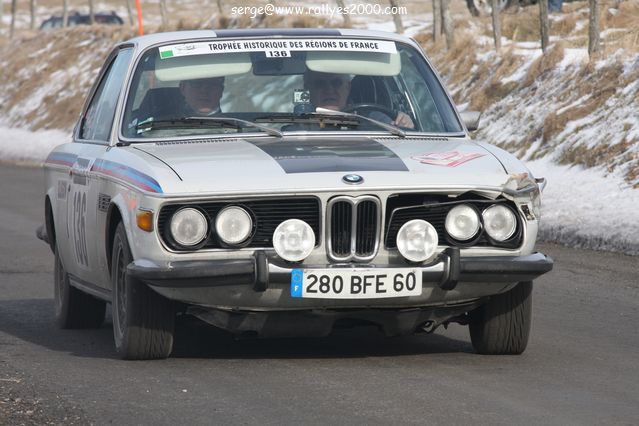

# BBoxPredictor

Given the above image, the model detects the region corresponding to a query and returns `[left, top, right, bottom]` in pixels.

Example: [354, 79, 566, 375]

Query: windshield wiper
[135, 116, 282, 138]
[315, 108, 406, 138]
[256, 109, 406, 138]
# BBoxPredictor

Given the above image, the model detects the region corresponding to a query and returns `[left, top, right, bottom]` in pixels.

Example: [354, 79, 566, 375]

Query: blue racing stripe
[92, 159, 163, 193]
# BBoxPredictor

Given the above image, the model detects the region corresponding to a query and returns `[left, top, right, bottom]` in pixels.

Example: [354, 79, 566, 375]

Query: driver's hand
[392, 111, 414, 129]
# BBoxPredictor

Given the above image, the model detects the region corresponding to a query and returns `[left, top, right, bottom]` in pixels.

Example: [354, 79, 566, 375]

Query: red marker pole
[136, 0, 144, 35]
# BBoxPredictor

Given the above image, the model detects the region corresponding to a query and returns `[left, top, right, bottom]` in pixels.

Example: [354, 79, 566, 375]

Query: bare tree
[432, 0, 442, 43]
[88, 0, 95, 24]
[491, 0, 502, 51]
[30, 0, 36, 29]
[588, 0, 601, 58]
[442, 0, 454, 49]
[160, 0, 168, 29]
[125, 0, 134, 25]
[388, 0, 404, 34]
[63, 0, 69, 27]
[335, 0, 351, 27]
[216, 0, 223, 15]
[538, 0, 549, 52]
[10, 0, 17, 38]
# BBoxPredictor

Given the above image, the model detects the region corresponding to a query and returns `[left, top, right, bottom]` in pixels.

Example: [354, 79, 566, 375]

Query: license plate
[290, 268, 422, 299]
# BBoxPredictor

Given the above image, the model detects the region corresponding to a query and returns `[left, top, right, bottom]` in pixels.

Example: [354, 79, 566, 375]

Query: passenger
[303, 70, 414, 129]
[179, 76, 225, 116]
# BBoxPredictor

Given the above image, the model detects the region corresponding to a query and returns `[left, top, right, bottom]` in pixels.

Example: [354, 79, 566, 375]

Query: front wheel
[54, 247, 106, 329]
[469, 281, 532, 355]
[111, 222, 175, 360]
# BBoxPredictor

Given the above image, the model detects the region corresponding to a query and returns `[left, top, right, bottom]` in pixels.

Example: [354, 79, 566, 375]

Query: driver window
[81, 48, 133, 141]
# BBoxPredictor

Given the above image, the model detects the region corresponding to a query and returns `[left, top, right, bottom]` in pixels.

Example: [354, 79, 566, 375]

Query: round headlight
[170, 208, 208, 247]
[445, 204, 480, 241]
[482, 204, 517, 241]
[215, 206, 253, 245]
[396, 219, 439, 262]
[273, 219, 315, 262]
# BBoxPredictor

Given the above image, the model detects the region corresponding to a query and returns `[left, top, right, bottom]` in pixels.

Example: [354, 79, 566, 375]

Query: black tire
[111, 222, 174, 360]
[54, 247, 106, 329]
[469, 281, 532, 355]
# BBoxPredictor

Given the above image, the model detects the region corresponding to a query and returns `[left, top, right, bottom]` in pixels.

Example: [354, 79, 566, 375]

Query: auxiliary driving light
[170, 208, 208, 247]
[272, 219, 315, 262]
[482, 204, 517, 242]
[396, 219, 439, 262]
[215, 206, 253, 245]
[445, 204, 480, 241]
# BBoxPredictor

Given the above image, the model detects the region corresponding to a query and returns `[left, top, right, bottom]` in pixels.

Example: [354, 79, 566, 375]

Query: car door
[65, 47, 133, 289]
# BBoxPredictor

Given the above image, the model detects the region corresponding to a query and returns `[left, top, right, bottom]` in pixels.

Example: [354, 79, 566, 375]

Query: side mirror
[460, 111, 481, 132]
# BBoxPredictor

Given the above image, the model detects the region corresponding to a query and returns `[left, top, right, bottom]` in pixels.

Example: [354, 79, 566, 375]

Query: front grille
[328, 196, 380, 261]
[158, 197, 320, 250]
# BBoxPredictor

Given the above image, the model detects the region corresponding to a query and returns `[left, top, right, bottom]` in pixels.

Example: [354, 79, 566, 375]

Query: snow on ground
[0, 127, 70, 164]
[528, 158, 639, 255]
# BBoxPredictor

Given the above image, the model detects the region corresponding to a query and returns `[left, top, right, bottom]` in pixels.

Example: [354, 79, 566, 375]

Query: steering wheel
[343, 103, 396, 121]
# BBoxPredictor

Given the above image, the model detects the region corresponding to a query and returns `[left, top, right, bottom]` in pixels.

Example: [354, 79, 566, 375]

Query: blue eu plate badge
[291, 269, 303, 297]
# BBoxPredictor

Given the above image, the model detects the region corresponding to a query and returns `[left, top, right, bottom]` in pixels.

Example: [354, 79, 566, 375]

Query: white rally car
[39, 28, 553, 359]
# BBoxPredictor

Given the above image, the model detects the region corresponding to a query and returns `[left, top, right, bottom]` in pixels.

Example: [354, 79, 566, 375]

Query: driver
[179, 76, 225, 116]
[303, 70, 414, 129]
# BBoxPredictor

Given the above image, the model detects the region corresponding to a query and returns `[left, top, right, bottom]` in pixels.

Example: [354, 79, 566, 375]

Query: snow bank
[0, 127, 70, 164]
[528, 158, 639, 255]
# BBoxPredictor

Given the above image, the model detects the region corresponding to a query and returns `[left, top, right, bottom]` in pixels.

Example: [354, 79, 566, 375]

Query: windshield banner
[159, 38, 397, 59]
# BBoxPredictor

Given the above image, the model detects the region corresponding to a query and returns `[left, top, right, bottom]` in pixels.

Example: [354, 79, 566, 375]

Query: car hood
[131, 136, 514, 195]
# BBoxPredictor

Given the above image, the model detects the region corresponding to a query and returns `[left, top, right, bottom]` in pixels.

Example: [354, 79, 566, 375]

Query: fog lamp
[396, 219, 439, 262]
[273, 219, 315, 262]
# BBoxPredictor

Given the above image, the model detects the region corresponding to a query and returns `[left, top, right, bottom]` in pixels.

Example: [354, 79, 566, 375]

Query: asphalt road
[1, 164, 638, 425]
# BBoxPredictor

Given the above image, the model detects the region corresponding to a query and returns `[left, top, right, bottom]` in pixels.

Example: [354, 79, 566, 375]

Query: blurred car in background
[466, 0, 576, 16]
[40, 11, 123, 30]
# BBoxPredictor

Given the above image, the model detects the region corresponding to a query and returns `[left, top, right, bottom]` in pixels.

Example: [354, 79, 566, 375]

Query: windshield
[122, 37, 463, 139]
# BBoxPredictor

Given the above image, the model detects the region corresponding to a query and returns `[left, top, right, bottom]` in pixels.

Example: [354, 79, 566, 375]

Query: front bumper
[127, 250, 553, 310]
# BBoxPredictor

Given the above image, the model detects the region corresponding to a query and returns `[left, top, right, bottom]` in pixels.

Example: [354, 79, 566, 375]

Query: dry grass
[541, 61, 624, 142]
[558, 140, 632, 170]
[433, 31, 481, 88]
[522, 41, 565, 86]
[0, 25, 133, 130]
[602, 0, 639, 30]
[502, 11, 542, 42]
[467, 48, 524, 111]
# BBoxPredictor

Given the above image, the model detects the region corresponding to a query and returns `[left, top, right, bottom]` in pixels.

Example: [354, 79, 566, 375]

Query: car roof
[122, 28, 418, 51]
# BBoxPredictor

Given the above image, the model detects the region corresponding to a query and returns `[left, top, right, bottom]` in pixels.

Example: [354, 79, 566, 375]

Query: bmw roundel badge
[342, 174, 364, 184]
